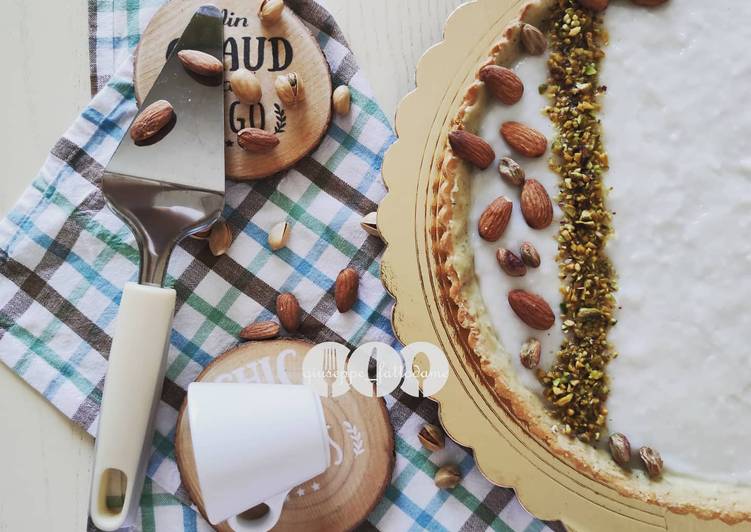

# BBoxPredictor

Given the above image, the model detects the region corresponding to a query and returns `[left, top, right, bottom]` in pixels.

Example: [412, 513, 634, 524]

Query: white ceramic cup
[187, 382, 330, 531]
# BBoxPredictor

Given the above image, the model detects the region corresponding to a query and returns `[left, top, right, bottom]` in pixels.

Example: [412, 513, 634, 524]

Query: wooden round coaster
[175, 339, 395, 532]
[135, 0, 333, 180]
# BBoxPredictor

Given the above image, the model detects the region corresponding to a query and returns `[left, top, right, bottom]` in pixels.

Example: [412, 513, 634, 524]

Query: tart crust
[433, 0, 751, 523]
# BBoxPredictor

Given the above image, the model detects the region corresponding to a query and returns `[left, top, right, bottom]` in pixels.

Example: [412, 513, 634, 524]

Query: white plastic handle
[226, 493, 288, 532]
[90, 282, 176, 531]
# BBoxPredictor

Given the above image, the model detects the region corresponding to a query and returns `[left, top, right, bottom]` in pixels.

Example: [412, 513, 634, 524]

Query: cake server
[89, 6, 224, 530]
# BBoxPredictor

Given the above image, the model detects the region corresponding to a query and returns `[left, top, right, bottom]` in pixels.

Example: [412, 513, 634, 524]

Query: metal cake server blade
[89, 6, 224, 530]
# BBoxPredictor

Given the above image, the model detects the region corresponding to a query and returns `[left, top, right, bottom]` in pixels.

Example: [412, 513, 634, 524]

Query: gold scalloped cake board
[378, 1, 750, 531]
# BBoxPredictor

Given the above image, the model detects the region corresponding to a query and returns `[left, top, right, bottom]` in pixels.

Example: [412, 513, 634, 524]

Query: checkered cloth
[0, 0, 565, 530]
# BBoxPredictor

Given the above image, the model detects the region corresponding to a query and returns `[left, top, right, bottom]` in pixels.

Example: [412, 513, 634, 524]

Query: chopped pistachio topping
[537, 0, 616, 443]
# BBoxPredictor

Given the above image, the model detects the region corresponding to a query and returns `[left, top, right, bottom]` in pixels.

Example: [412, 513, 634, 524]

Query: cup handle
[226, 492, 288, 532]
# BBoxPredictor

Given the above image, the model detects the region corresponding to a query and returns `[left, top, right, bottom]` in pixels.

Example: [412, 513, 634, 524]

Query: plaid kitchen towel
[0, 0, 564, 530]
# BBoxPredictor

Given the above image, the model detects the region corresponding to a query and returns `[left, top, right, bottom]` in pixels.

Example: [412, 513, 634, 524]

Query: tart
[435, 0, 751, 522]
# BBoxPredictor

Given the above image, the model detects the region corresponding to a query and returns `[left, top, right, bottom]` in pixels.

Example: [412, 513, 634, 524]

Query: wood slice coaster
[135, 0, 333, 180]
[175, 339, 395, 532]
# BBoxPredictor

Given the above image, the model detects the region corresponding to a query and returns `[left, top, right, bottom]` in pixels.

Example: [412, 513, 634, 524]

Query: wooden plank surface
[0, 1, 464, 530]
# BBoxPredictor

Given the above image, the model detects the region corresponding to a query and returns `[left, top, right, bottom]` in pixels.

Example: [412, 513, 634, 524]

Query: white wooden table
[0, 1, 463, 530]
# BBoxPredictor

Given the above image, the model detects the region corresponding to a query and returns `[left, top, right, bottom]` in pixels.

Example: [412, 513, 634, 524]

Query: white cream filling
[469, 55, 563, 392]
[602, 0, 751, 485]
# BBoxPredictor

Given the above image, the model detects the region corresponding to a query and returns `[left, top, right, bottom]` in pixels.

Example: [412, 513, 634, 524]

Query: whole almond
[230, 69, 263, 104]
[237, 128, 280, 152]
[608, 433, 632, 467]
[520, 241, 541, 268]
[501, 122, 547, 158]
[239, 321, 280, 340]
[177, 49, 223, 77]
[498, 157, 525, 187]
[130, 100, 174, 142]
[639, 447, 663, 479]
[479, 65, 524, 105]
[631, 0, 667, 6]
[578, 0, 608, 11]
[508, 289, 555, 330]
[241, 505, 272, 520]
[448, 130, 495, 170]
[334, 268, 359, 312]
[520, 338, 541, 369]
[276, 293, 301, 331]
[478, 196, 512, 242]
[520, 179, 553, 229]
[520, 23, 547, 55]
[208, 220, 232, 256]
[496, 248, 527, 277]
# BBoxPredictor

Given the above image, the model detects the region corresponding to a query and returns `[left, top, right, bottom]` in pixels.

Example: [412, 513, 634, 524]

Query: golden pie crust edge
[432, 0, 750, 523]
